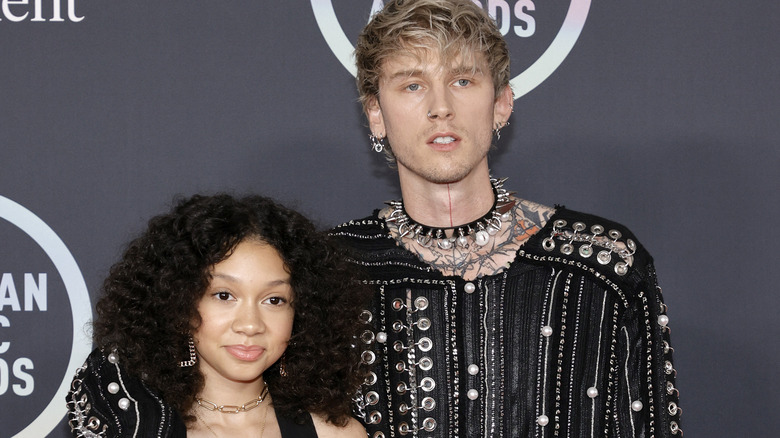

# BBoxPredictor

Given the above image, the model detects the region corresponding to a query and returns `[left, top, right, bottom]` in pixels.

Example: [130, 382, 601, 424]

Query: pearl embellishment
[107, 382, 120, 394]
[107, 353, 118, 364]
[467, 389, 479, 400]
[464, 282, 476, 294]
[658, 315, 669, 327]
[376, 331, 387, 343]
[468, 364, 479, 375]
[541, 325, 553, 337]
[537, 414, 549, 426]
[118, 397, 131, 410]
[587, 387, 598, 398]
[631, 400, 643, 412]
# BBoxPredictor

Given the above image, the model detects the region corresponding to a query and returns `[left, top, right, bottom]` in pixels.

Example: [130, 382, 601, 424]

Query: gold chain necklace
[193, 386, 271, 438]
[196, 382, 269, 414]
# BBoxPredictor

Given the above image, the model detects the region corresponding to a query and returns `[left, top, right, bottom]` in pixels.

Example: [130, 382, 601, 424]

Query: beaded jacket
[331, 207, 682, 438]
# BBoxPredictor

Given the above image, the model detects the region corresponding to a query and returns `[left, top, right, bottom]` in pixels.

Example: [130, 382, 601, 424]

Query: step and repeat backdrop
[1, 1, 777, 436]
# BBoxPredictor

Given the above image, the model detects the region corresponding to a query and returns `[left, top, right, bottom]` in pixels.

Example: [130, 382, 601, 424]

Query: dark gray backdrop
[1, 1, 777, 437]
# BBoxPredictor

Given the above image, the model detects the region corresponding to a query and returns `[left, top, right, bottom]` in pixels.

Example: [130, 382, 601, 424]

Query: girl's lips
[225, 345, 264, 361]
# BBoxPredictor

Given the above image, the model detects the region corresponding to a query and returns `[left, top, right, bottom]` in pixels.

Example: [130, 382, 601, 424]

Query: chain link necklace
[193, 382, 270, 437]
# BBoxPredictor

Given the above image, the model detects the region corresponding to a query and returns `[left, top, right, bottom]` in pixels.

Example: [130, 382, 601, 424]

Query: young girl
[67, 194, 368, 437]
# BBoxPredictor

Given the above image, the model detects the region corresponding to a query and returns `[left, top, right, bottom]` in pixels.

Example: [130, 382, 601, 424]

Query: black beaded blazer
[331, 207, 682, 438]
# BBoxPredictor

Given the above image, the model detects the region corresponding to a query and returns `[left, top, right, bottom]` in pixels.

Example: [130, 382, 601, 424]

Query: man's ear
[366, 96, 386, 136]
[493, 85, 514, 126]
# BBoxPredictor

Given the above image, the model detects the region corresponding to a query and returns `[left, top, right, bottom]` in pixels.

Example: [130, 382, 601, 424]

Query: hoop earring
[279, 354, 289, 377]
[179, 335, 197, 368]
[494, 121, 509, 141]
[369, 134, 385, 153]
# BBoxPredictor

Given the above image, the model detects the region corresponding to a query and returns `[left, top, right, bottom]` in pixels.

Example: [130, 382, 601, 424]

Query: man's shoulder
[329, 210, 388, 239]
[523, 205, 655, 286]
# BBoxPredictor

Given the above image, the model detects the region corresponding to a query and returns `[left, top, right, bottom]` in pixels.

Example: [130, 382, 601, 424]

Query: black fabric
[66, 349, 319, 438]
[331, 206, 681, 438]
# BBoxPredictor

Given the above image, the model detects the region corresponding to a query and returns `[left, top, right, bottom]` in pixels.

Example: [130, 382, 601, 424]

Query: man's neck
[398, 167, 495, 228]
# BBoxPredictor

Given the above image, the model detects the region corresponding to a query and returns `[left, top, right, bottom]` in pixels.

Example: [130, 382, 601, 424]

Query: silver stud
[627, 238, 636, 251]
[421, 397, 436, 411]
[366, 391, 380, 405]
[422, 417, 437, 431]
[474, 230, 490, 246]
[561, 243, 574, 255]
[417, 337, 433, 352]
[361, 350, 376, 364]
[414, 296, 429, 310]
[573, 222, 586, 231]
[418, 356, 433, 371]
[107, 382, 120, 394]
[118, 398, 131, 411]
[417, 317, 432, 331]
[597, 250, 612, 265]
[420, 377, 436, 392]
[591, 224, 604, 235]
[361, 330, 375, 344]
[464, 282, 476, 294]
[367, 411, 382, 424]
[614, 261, 629, 276]
[579, 245, 593, 258]
[609, 229, 622, 239]
[542, 237, 555, 251]
[554, 220, 567, 228]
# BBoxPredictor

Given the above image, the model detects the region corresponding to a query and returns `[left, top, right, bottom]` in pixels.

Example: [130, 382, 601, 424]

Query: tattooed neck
[383, 197, 554, 280]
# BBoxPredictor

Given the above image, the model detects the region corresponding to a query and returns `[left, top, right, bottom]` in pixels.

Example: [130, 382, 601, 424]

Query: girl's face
[193, 239, 294, 387]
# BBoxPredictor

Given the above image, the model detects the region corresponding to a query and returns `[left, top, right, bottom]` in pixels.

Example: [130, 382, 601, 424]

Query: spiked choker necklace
[386, 177, 514, 250]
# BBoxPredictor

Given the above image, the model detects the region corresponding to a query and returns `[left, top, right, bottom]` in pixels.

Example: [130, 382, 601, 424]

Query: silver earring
[369, 134, 385, 153]
[427, 111, 433, 118]
[494, 121, 509, 140]
[179, 335, 197, 367]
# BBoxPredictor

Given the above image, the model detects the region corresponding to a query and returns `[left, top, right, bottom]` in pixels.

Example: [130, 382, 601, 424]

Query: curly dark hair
[93, 194, 369, 425]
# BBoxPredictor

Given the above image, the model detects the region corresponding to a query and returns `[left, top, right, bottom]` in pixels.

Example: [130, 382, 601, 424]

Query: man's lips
[427, 132, 460, 150]
[225, 345, 265, 361]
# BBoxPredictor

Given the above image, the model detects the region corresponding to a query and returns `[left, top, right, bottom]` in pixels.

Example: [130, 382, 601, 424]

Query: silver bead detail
[118, 398, 131, 411]
[537, 414, 549, 426]
[464, 282, 476, 294]
[468, 364, 480, 375]
[587, 387, 598, 398]
[631, 400, 644, 412]
[541, 325, 553, 337]
[467, 389, 479, 400]
[658, 315, 669, 327]
[474, 230, 490, 246]
[107, 382, 120, 394]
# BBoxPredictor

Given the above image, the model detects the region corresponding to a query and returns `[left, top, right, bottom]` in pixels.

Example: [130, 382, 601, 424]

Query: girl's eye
[266, 296, 287, 306]
[215, 291, 232, 301]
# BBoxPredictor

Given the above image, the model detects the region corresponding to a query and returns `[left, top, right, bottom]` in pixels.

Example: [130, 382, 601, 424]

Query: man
[331, 1, 681, 436]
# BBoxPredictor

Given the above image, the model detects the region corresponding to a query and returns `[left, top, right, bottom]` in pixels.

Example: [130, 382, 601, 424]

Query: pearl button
[376, 331, 387, 343]
[464, 282, 476, 294]
[467, 389, 479, 400]
[467, 364, 479, 375]
[118, 398, 131, 410]
[107, 382, 120, 394]
[541, 325, 553, 337]
[631, 400, 643, 412]
[107, 353, 119, 364]
[658, 315, 669, 327]
[537, 414, 549, 426]
[587, 387, 598, 398]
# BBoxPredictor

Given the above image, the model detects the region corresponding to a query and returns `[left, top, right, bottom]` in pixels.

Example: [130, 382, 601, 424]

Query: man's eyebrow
[449, 64, 485, 76]
[385, 68, 425, 82]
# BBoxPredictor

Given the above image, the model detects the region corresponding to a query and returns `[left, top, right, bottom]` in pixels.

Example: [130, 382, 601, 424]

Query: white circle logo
[0, 195, 92, 437]
[311, 0, 591, 99]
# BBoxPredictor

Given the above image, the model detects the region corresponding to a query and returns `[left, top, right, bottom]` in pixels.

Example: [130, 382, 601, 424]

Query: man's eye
[456, 79, 470, 87]
[406, 83, 420, 91]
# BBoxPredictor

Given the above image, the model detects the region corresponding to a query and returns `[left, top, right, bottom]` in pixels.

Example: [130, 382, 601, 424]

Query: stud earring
[179, 335, 197, 367]
[369, 133, 385, 153]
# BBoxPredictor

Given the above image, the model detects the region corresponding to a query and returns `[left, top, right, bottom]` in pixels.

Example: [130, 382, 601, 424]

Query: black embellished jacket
[331, 207, 681, 438]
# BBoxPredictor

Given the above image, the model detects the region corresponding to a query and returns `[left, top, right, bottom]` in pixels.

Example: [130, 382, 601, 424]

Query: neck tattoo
[386, 177, 515, 250]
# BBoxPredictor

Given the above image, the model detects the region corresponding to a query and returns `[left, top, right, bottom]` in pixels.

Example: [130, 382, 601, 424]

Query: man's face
[367, 48, 513, 185]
